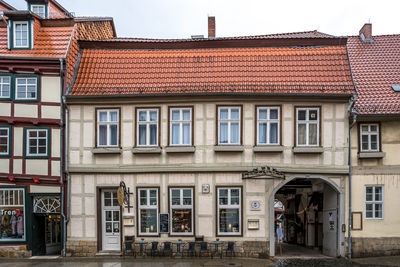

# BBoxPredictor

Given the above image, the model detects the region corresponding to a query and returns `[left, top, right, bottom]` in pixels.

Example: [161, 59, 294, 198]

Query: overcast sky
[6, 0, 400, 38]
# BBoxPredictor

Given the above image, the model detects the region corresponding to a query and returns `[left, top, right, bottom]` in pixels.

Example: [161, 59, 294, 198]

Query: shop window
[97, 109, 119, 147]
[360, 124, 380, 152]
[0, 188, 25, 241]
[257, 106, 280, 145]
[218, 106, 241, 145]
[217, 187, 241, 235]
[296, 107, 320, 146]
[169, 188, 193, 235]
[15, 77, 38, 101]
[0, 76, 11, 99]
[0, 126, 11, 157]
[170, 108, 192, 146]
[24, 127, 49, 158]
[137, 108, 159, 146]
[365, 185, 383, 219]
[138, 188, 158, 235]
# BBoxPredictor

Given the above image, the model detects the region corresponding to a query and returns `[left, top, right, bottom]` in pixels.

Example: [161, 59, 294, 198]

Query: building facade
[347, 24, 400, 257]
[65, 30, 354, 257]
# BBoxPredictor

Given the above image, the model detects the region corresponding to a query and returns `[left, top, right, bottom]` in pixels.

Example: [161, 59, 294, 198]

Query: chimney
[359, 23, 373, 42]
[208, 16, 215, 39]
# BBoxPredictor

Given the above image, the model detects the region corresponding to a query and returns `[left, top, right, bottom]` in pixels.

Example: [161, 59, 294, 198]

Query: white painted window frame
[15, 77, 37, 100]
[0, 127, 10, 155]
[257, 106, 280, 145]
[218, 106, 241, 145]
[138, 188, 159, 236]
[217, 187, 241, 236]
[170, 108, 192, 146]
[30, 4, 46, 18]
[296, 107, 320, 146]
[360, 123, 380, 152]
[0, 76, 11, 98]
[365, 185, 384, 220]
[169, 187, 194, 236]
[13, 21, 29, 48]
[26, 129, 48, 157]
[136, 109, 159, 147]
[97, 109, 119, 147]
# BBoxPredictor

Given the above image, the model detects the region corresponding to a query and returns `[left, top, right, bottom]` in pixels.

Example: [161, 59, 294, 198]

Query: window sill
[165, 146, 195, 153]
[358, 152, 386, 159]
[253, 145, 284, 153]
[132, 147, 162, 154]
[293, 147, 324, 154]
[92, 147, 122, 154]
[213, 145, 244, 152]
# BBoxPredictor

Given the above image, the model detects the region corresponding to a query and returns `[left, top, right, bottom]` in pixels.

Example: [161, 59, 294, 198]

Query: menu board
[159, 213, 169, 233]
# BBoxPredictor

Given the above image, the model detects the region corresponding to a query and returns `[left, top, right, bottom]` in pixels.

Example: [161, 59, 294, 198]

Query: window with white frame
[360, 124, 379, 152]
[365, 185, 383, 219]
[170, 108, 192, 146]
[13, 21, 29, 48]
[257, 106, 280, 145]
[97, 109, 119, 147]
[217, 187, 241, 235]
[0, 76, 11, 98]
[296, 107, 319, 146]
[137, 109, 158, 146]
[0, 127, 10, 156]
[26, 128, 48, 157]
[15, 77, 37, 100]
[218, 107, 241, 145]
[138, 188, 158, 235]
[170, 188, 193, 235]
[31, 5, 46, 18]
[0, 188, 25, 241]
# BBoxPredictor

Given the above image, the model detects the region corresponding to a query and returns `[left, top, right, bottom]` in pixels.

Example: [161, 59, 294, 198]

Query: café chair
[183, 242, 196, 257]
[162, 241, 173, 257]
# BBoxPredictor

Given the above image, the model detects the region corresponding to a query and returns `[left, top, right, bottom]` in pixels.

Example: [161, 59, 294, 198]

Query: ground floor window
[0, 188, 25, 241]
[169, 187, 194, 235]
[217, 187, 241, 235]
[138, 188, 159, 235]
[365, 185, 383, 219]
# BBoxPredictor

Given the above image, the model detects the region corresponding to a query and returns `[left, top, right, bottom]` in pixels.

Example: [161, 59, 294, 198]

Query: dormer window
[12, 21, 30, 48]
[30, 4, 46, 18]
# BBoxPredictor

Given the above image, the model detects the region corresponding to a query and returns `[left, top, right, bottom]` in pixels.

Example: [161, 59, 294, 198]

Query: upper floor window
[365, 185, 383, 219]
[25, 128, 49, 158]
[15, 77, 37, 101]
[169, 187, 194, 235]
[170, 107, 192, 146]
[360, 124, 379, 152]
[31, 5, 46, 18]
[97, 109, 119, 147]
[13, 21, 29, 48]
[137, 108, 159, 147]
[257, 106, 280, 145]
[218, 106, 241, 145]
[0, 76, 11, 99]
[0, 126, 11, 157]
[296, 107, 320, 146]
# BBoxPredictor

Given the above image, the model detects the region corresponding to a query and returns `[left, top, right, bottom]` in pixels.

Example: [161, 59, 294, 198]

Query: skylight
[392, 85, 400, 92]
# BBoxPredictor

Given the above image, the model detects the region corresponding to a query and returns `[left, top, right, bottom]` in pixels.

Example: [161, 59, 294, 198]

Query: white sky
[6, 0, 400, 38]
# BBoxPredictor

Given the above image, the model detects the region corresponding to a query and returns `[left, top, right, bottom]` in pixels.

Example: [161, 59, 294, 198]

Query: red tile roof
[0, 0, 16, 11]
[348, 35, 400, 115]
[70, 46, 354, 97]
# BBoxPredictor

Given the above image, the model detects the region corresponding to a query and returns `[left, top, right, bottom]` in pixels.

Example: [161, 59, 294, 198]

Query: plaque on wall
[159, 213, 169, 233]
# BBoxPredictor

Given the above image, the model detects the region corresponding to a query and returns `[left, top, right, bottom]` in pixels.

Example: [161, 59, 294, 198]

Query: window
[13, 21, 29, 48]
[169, 188, 194, 235]
[15, 77, 37, 100]
[25, 128, 49, 158]
[170, 108, 192, 146]
[296, 107, 320, 146]
[0, 188, 26, 241]
[97, 109, 119, 147]
[218, 106, 241, 145]
[365, 186, 383, 219]
[138, 188, 159, 235]
[137, 108, 159, 146]
[217, 187, 241, 235]
[0, 126, 11, 156]
[31, 5, 46, 18]
[360, 124, 379, 152]
[257, 106, 280, 145]
[0, 76, 11, 98]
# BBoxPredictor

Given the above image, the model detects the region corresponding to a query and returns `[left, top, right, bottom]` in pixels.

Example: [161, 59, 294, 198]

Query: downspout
[346, 45, 359, 259]
[63, 74, 71, 257]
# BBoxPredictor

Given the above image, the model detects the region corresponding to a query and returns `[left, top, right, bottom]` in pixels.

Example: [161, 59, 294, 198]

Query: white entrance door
[322, 184, 338, 257]
[102, 190, 121, 251]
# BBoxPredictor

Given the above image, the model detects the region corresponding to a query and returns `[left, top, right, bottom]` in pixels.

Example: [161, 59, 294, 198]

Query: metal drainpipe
[64, 99, 71, 257]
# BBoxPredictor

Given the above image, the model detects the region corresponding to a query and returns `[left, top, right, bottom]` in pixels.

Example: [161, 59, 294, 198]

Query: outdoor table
[210, 242, 222, 258]
[133, 241, 148, 258]
[172, 242, 184, 257]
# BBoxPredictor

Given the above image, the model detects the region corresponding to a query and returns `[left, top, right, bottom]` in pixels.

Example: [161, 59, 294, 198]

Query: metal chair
[147, 241, 160, 257]
[123, 235, 134, 256]
[223, 241, 235, 257]
[162, 241, 173, 257]
[183, 242, 196, 257]
[198, 241, 212, 258]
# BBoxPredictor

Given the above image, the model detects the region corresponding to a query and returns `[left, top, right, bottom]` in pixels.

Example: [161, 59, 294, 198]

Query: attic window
[13, 21, 29, 48]
[392, 85, 400, 92]
[31, 4, 46, 18]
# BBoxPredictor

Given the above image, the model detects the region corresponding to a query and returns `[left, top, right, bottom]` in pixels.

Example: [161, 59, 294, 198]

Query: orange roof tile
[70, 46, 354, 96]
